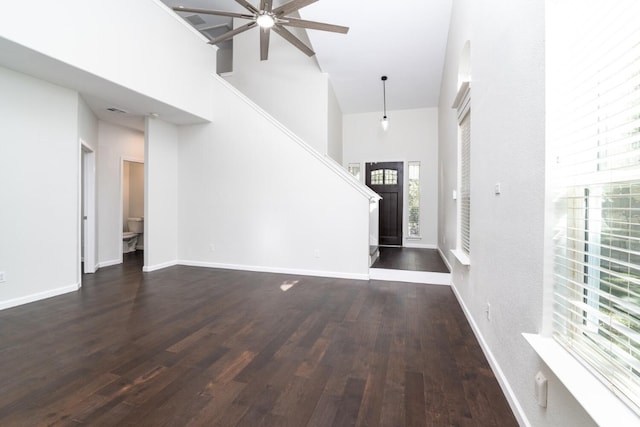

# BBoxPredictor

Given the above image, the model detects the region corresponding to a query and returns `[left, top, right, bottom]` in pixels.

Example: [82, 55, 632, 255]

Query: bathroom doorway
[81, 143, 96, 274]
[122, 159, 145, 260]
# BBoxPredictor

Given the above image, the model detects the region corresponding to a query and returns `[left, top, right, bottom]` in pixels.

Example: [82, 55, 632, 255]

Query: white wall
[0, 0, 216, 121]
[122, 161, 145, 230]
[343, 108, 439, 248]
[144, 118, 178, 271]
[0, 66, 80, 308]
[128, 162, 145, 220]
[177, 77, 372, 278]
[438, 0, 595, 425]
[224, 22, 330, 155]
[97, 122, 144, 267]
[327, 80, 343, 163]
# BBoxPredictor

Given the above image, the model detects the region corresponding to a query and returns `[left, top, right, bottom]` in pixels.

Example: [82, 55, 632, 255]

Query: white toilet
[122, 217, 144, 253]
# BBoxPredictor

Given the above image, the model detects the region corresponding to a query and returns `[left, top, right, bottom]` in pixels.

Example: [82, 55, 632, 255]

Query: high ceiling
[162, 0, 453, 114]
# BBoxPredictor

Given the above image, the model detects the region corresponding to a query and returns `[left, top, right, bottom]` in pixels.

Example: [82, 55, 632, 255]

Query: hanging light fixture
[380, 76, 389, 131]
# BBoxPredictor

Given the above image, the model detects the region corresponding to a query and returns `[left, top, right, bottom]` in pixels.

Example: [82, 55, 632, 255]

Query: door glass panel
[371, 169, 384, 185]
[384, 169, 398, 185]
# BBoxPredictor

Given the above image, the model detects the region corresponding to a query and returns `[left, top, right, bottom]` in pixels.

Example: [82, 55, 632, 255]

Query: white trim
[451, 283, 531, 427]
[403, 242, 437, 249]
[177, 260, 370, 281]
[215, 77, 380, 202]
[438, 247, 453, 272]
[451, 248, 470, 266]
[143, 260, 178, 272]
[0, 283, 80, 311]
[97, 259, 121, 269]
[523, 333, 639, 426]
[452, 81, 471, 111]
[369, 268, 450, 285]
[80, 142, 96, 275]
[120, 157, 144, 266]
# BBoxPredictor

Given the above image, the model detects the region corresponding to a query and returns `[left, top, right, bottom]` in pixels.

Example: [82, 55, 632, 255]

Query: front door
[366, 162, 403, 246]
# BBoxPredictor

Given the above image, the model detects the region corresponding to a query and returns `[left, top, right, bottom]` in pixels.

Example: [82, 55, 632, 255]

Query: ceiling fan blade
[282, 17, 349, 34]
[259, 0, 273, 12]
[260, 27, 270, 61]
[208, 22, 257, 45]
[173, 7, 253, 20]
[273, 0, 318, 16]
[235, 0, 259, 14]
[272, 25, 315, 56]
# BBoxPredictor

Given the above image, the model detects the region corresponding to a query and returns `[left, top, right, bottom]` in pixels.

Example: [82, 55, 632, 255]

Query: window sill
[523, 333, 639, 426]
[450, 249, 470, 266]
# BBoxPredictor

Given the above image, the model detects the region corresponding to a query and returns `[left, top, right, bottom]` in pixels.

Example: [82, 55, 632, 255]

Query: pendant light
[381, 75, 389, 131]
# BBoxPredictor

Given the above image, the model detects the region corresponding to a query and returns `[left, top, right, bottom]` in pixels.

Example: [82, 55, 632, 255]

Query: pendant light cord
[382, 76, 388, 118]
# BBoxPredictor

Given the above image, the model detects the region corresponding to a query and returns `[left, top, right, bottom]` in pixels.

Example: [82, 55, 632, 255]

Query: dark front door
[366, 162, 403, 246]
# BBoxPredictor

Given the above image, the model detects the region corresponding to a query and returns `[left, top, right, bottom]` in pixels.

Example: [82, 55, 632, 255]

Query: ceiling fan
[173, 0, 349, 61]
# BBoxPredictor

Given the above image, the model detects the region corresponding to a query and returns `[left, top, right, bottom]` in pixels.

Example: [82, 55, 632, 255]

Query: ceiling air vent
[185, 14, 206, 26]
[106, 107, 127, 114]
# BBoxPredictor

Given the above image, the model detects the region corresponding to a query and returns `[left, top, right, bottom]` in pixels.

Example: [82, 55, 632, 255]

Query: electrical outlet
[0, 271, 5, 283]
[485, 302, 491, 321]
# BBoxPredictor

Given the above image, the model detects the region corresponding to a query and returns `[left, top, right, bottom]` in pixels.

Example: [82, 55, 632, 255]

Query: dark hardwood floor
[372, 247, 450, 273]
[0, 253, 516, 426]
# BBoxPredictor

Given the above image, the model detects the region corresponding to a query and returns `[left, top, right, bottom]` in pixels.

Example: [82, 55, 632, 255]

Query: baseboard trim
[438, 247, 453, 272]
[143, 260, 178, 272]
[97, 259, 121, 269]
[403, 242, 437, 249]
[369, 268, 451, 285]
[450, 282, 531, 427]
[177, 260, 370, 281]
[0, 282, 80, 311]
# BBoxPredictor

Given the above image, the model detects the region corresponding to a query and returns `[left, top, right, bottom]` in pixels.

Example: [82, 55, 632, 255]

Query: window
[453, 81, 471, 260]
[408, 161, 420, 237]
[348, 163, 361, 181]
[369, 169, 398, 185]
[548, 0, 640, 410]
[459, 111, 471, 254]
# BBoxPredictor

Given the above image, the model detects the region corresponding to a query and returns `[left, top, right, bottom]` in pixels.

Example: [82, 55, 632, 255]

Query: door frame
[120, 156, 145, 264]
[80, 141, 96, 276]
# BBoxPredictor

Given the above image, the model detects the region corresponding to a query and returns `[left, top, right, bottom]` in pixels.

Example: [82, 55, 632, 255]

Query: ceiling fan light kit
[174, 0, 349, 61]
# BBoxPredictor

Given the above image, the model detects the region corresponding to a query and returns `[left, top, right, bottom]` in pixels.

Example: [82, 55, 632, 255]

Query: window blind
[549, 0, 640, 411]
[460, 111, 471, 254]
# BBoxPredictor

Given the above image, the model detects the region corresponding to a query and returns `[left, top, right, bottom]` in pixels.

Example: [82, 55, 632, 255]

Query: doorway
[366, 161, 403, 246]
[121, 159, 145, 262]
[81, 143, 96, 274]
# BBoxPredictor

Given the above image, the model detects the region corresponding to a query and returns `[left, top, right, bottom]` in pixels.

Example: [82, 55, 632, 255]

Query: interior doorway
[366, 161, 404, 246]
[81, 143, 96, 274]
[121, 159, 145, 263]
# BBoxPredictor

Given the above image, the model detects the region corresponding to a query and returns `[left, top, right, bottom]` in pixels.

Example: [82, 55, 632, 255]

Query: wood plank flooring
[0, 253, 516, 426]
[371, 248, 450, 273]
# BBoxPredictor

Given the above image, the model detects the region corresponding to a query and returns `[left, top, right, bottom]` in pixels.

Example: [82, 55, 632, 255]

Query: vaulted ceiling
[162, 0, 453, 114]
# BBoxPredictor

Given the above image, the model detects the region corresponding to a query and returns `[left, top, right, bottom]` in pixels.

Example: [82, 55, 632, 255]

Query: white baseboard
[438, 247, 453, 272]
[143, 260, 178, 272]
[450, 282, 530, 427]
[0, 282, 80, 311]
[403, 242, 437, 249]
[369, 268, 451, 285]
[177, 260, 370, 281]
[97, 259, 121, 269]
